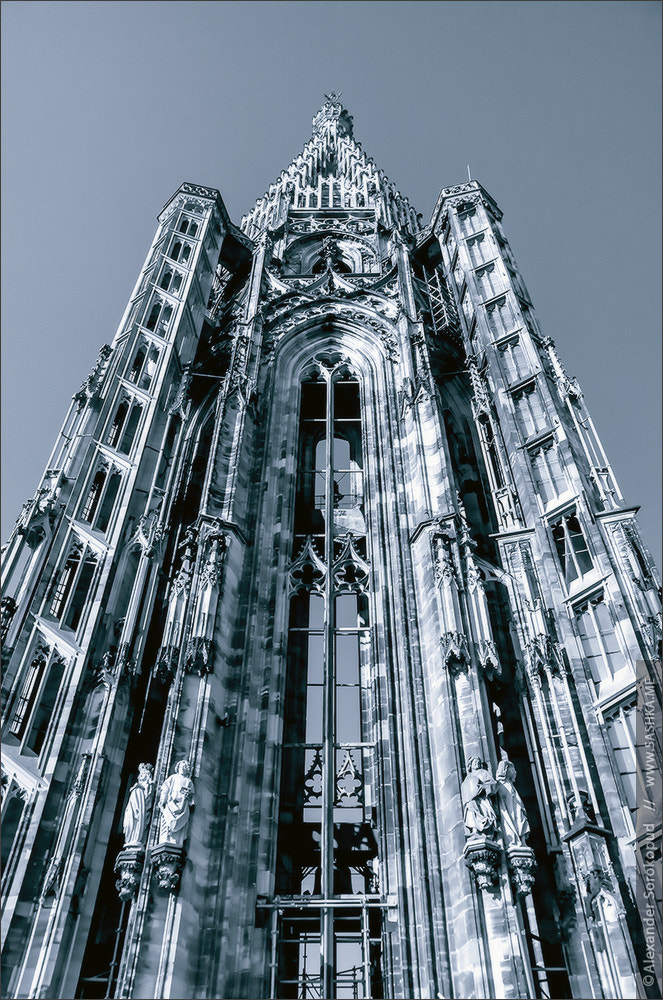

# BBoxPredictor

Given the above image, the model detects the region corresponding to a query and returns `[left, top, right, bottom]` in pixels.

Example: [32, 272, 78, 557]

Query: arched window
[49, 549, 82, 619]
[145, 303, 161, 331]
[160, 270, 173, 291]
[95, 471, 121, 532]
[179, 219, 189, 234]
[107, 401, 129, 448]
[274, 367, 378, 996]
[128, 345, 147, 382]
[64, 550, 98, 630]
[169, 241, 182, 262]
[81, 469, 106, 523]
[118, 402, 142, 453]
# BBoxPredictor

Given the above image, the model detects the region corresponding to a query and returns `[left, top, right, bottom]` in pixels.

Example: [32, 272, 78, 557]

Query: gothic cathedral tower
[2, 96, 660, 1000]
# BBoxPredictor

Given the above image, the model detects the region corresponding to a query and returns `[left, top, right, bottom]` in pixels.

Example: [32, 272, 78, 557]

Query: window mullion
[321, 371, 335, 998]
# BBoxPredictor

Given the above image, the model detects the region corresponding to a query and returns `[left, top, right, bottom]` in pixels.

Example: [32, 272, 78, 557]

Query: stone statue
[157, 760, 195, 847]
[122, 763, 154, 847]
[495, 758, 530, 848]
[461, 757, 497, 838]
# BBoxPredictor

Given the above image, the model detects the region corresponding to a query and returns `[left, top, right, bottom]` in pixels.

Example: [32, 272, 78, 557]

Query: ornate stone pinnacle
[312, 94, 354, 137]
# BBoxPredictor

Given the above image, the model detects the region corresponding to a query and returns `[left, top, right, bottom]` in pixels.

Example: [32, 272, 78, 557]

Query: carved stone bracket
[506, 845, 537, 895]
[114, 846, 145, 901]
[151, 843, 185, 893]
[463, 835, 501, 890]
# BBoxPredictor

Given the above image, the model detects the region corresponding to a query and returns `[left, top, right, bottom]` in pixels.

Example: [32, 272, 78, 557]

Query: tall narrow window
[80, 469, 106, 523]
[513, 382, 548, 438]
[107, 401, 129, 448]
[485, 295, 516, 338]
[498, 335, 530, 383]
[128, 345, 147, 382]
[95, 471, 121, 532]
[9, 646, 48, 739]
[604, 701, 637, 819]
[24, 654, 66, 754]
[457, 205, 479, 235]
[118, 402, 142, 454]
[80, 464, 122, 533]
[552, 513, 593, 586]
[145, 302, 161, 331]
[466, 233, 489, 267]
[128, 343, 159, 389]
[63, 550, 97, 630]
[530, 441, 568, 504]
[274, 366, 382, 999]
[49, 548, 82, 619]
[574, 594, 622, 687]
[475, 262, 502, 299]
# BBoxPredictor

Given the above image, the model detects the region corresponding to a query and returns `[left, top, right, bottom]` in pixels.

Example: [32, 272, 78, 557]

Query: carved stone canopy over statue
[461, 757, 498, 838]
[157, 760, 195, 847]
[122, 763, 155, 848]
[495, 757, 530, 848]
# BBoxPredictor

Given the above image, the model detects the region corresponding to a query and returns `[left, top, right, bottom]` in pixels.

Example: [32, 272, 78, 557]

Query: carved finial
[312, 94, 353, 137]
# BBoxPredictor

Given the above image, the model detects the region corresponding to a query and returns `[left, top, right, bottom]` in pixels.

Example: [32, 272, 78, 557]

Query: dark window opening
[81, 470, 106, 523]
[25, 655, 66, 754]
[95, 472, 122, 532]
[118, 403, 142, 454]
[107, 401, 128, 448]
[552, 513, 593, 586]
[63, 552, 97, 630]
[50, 551, 81, 619]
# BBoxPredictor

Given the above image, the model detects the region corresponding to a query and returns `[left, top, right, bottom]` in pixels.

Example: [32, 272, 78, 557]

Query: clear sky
[1, 0, 661, 563]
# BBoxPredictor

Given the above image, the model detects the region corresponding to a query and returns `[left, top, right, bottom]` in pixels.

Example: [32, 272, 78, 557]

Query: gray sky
[2, 0, 661, 564]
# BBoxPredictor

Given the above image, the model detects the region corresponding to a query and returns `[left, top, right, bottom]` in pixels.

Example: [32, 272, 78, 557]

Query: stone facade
[1, 95, 661, 999]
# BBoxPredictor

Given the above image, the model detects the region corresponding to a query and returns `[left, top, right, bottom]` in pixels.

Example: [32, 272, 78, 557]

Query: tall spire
[311, 92, 354, 138]
[240, 97, 421, 240]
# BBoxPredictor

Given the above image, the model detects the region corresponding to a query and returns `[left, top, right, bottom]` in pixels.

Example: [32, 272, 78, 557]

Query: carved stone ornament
[114, 846, 145, 901]
[122, 763, 155, 848]
[333, 533, 369, 593]
[157, 760, 194, 847]
[476, 639, 501, 680]
[525, 633, 565, 680]
[151, 843, 185, 893]
[507, 846, 537, 895]
[461, 757, 498, 839]
[1, 595, 17, 643]
[463, 835, 501, 890]
[73, 344, 112, 410]
[440, 630, 469, 675]
[289, 536, 327, 594]
[184, 636, 214, 676]
[153, 644, 179, 685]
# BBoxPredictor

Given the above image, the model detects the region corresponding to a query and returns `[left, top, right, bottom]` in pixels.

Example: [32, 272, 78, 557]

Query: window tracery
[274, 362, 382, 998]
